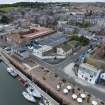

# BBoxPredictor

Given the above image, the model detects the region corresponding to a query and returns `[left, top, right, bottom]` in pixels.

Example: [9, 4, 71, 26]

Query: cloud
[0, 0, 30, 4]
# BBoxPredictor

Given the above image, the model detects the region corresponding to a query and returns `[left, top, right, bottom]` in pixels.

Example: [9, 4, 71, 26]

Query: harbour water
[0, 62, 37, 105]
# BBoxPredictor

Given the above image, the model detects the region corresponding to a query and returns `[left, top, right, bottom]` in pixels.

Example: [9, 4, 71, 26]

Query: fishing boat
[7, 67, 18, 77]
[22, 91, 36, 103]
[26, 86, 41, 98]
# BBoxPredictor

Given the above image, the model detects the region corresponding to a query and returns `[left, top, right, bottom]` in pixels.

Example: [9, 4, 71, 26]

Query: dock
[0, 47, 99, 105]
[0, 48, 59, 105]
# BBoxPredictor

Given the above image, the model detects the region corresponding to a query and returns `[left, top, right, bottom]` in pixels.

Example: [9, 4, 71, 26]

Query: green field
[0, 7, 17, 12]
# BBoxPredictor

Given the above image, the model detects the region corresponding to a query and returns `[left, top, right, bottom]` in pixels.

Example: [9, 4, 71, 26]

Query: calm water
[0, 62, 37, 105]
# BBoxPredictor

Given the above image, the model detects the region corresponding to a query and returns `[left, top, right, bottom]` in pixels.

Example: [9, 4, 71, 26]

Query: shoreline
[0, 51, 59, 105]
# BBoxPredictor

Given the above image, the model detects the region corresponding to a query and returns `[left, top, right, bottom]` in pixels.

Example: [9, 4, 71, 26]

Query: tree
[0, 15, 10, 24]
[71, 35, 89, 46]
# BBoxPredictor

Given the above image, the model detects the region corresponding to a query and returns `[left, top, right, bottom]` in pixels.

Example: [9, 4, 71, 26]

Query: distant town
[0, 2, 105, 105]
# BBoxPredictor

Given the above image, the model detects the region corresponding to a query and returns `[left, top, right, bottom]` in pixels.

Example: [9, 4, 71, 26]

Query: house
[78, 63, 101, 84]
[56, 41, 79, 57]
[63, 27, 74, 34]
[0, 24, 16, 44]
[57, 46, 73, 56]
[97, 18, 105, 27]
[32, 45, 52, 58]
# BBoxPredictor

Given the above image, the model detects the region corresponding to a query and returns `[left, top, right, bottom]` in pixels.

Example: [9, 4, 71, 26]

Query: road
[30, 45, 105, 102]
[55, 46, 89, 70]
[2, 42, 105, 102]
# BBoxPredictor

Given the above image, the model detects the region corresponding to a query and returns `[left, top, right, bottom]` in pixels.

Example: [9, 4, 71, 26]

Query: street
[31, 44, 105, 102]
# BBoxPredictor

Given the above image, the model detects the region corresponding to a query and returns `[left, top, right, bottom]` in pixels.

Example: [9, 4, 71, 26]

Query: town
[0, 1, 105, 105]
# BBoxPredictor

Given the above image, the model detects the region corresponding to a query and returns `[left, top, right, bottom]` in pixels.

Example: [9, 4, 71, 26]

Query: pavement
[30, 45, 105, 102]
[54, 46, 89, 70]
[63, 61, 105, 102]
[0, 48, 59, 105]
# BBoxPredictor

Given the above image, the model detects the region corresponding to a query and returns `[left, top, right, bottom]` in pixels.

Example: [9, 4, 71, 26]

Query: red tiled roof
[7, 27, 55, 44]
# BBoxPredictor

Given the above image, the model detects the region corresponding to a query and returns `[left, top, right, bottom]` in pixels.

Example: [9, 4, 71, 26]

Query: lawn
[60, 40, 78, 51]
[0, 7, 17, 12]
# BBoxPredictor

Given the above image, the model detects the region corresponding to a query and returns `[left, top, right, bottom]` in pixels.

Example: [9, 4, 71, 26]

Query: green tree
[71, 35, 89, 46]
[0, 15, 10, 24]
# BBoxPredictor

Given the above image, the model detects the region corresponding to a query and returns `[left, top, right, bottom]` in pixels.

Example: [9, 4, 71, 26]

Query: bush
[71, 35, 89, 46]
[76, 21, 90, 28]
[0, 15, 10, 24]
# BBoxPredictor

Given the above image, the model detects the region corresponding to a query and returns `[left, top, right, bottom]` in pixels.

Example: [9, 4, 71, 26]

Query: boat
[26, 86, 41, 98]
[22, 91, 36, 103]
[18, 77, 28, 87]
[7, 67, 18, 77]
[39, 103, 44, 105]
[44, 99, 50, 105]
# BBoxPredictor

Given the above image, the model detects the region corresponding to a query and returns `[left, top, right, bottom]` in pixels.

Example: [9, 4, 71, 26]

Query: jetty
[0, 48, 59, 105]
[0, 47, 98, 105]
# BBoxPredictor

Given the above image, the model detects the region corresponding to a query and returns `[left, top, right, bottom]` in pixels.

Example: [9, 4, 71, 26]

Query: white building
[78, 63, 101, 84]
[31, 45, 52, 58]
[57, 47, 73, 56]
[100, 73, 105, 80]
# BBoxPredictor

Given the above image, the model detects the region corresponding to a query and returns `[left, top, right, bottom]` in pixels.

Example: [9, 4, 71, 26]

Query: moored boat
[39, 102, 44, 105]
[22, 91, 36, 103]
[7, 67, 18, 77]
[26, 86, 41, 98]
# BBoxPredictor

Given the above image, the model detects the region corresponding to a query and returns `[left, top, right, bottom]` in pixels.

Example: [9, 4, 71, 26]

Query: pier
[0, 47, 96, 105]
[0, 48, 79, 105]
[0, 48, 59, 105]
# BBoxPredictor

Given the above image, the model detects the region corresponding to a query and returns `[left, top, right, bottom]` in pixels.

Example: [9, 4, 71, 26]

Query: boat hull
[26, 86, 41, 98]
[22, 91, 36, 103]
[7, 67, 18, 77]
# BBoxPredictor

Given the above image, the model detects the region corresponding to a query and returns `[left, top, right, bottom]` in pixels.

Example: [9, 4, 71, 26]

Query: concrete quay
[0, 49, 59, 105]
[0, 48, 99, 105]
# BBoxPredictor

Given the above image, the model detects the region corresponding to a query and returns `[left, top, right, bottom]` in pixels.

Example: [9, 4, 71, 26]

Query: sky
[0, 0, 105, 4]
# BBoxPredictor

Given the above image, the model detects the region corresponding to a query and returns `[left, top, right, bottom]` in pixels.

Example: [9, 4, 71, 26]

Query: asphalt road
[30, 43, 105, 102]
[55, 46, 89, 69]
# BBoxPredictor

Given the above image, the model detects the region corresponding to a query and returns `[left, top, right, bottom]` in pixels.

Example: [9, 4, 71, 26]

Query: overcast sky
[0, 0, 105, 4]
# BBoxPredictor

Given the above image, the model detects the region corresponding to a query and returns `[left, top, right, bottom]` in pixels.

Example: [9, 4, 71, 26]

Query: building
[37, 32, 68, 47]
[7, 26, 55, 45]
[0, 24, 16, 46]
[56, 46, 73, 56]
[78, 63, 101, 84]
[6, 26, 55, 59]
[32, 45, 52, 58]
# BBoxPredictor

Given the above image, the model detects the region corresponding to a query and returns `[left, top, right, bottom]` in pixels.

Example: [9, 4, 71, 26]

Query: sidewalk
[0, 50, 59, 105]
[63, 62, 105, 101]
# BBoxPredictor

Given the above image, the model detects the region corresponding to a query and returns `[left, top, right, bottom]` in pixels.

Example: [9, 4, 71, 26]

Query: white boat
[39, 103, 44, 105]
[22, 91, 36, 103]
[44, 99, 50, 105]
[7, 67, 18, 77]
[26, 86, 41, 98]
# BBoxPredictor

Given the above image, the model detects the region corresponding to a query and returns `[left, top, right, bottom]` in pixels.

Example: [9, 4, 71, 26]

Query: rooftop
[7, 26, 55, 44]
[37, 32, 68, 47]
[80, 63, 98, 72]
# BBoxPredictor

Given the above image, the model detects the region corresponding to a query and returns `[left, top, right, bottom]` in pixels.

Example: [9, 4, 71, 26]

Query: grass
[0, 7, 17, 12]
[60, 40, 78, 51]
[71, 35, 89, 46]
